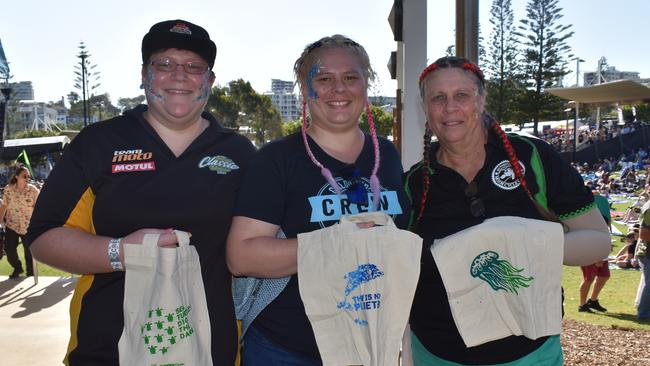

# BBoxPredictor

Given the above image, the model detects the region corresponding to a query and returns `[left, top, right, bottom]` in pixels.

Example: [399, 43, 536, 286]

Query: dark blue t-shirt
[233, 132, 409, 359]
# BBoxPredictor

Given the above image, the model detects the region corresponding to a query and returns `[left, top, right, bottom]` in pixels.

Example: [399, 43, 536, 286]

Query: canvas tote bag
[431, 216, 564, 348]
[118, 230, 213, 366]
[298, 212, 422, 366]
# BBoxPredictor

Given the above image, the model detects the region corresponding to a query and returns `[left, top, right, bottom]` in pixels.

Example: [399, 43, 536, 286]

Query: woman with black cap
[27, 19, 254, 365]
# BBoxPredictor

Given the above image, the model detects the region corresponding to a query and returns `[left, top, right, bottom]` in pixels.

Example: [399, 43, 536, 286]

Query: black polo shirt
[404, 130, 593, 364]
[26, 105, 255, 365]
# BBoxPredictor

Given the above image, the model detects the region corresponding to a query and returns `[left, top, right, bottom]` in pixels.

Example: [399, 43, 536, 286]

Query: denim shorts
[242, 326, 322, 366]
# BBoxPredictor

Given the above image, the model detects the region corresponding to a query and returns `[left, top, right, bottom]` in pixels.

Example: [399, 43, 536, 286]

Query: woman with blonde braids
[404, 56, 611, 365]
[227, 35, 408, 365]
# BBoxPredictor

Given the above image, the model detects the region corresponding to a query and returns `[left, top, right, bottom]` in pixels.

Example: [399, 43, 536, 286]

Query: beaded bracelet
[108, 238, 124, 271]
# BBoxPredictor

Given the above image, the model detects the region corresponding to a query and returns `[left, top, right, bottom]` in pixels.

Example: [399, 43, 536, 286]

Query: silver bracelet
[108, 238, 124, 271]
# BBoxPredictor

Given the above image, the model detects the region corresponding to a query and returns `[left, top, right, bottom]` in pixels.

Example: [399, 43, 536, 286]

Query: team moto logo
[491, 160, 525, 190]
[112, 149, 156, 173]
[198, 155, 240, 174]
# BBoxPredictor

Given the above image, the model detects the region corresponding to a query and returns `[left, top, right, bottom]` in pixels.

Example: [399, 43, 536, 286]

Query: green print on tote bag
[140, 305, 195, 356]
[118, 231, 213, 366]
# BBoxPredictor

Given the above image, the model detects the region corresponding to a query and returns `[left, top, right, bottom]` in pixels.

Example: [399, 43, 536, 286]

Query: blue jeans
[638, 256, 650, 320]
[242, 326, 322, 366]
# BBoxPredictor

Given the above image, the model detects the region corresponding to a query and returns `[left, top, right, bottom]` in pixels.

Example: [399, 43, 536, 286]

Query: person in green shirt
[578, 192, 612, 313]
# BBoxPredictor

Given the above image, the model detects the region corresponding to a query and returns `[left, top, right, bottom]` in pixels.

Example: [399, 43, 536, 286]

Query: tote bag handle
[340, 212, 396, 231]
[142, 230, 191, 248]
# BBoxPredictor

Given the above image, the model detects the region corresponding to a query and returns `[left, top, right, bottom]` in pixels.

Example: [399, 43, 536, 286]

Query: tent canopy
[1, 135, 70, 159]
[546, 79, 650, 106]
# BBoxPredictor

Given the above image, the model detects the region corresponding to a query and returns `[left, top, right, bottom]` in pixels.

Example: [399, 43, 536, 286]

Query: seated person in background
[614, 232, 640, 269]
[623, 205, 642, 223]
[623, 195, 648, 223]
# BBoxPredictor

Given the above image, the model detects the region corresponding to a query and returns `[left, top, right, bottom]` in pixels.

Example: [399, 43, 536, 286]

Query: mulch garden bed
[562, 319, 650, 365]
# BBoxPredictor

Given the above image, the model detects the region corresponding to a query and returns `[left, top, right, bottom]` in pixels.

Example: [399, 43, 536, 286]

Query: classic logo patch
[471, 251, 533, 295]
[140, 305, 194, 356]
[198, 155, 239, 174]
[112, 149, 155, 173]
[336, 264, 384, 326]
[491, 160, 525, 190]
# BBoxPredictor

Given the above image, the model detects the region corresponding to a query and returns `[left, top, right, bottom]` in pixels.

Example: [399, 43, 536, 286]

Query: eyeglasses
[340, 165, 368, 204]
[464, 181, 485, 218]
[149, 58, 210, 75]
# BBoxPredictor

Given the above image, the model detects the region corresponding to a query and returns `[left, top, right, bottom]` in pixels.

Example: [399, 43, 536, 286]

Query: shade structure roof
[546, 79, 650, 105]
[1, 135, 70, 159]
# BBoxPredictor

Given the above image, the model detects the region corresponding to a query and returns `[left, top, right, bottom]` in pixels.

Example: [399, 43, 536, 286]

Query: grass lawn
[562, 265, 649, 331]
[0, 242, 70, 277]
[561, 196, 650, 331]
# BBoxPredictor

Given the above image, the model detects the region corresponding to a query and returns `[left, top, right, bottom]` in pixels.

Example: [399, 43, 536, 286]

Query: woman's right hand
[30, 227, 183, 274]
[121, 228, 180, 248]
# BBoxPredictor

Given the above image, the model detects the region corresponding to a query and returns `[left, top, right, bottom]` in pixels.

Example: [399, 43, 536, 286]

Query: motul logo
[112, 162, 156, 173]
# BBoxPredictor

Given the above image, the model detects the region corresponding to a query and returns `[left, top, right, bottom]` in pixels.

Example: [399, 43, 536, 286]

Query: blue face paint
[144, 68, 164, 102]
[195, 73, 211, 101]
[307, 63, 319, 100]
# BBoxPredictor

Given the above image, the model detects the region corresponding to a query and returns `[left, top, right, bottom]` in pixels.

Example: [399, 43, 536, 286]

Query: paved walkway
[0, 275, 76, 366]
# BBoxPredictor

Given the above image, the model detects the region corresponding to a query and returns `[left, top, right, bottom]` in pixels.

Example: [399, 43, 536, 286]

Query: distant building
[266, 79, 300, 122]
[0, 81, 34, 101]
[13, 101, 60, 132]
[52, 105, 68, 126]
[583, 66, 640, 86]
[369, 95, 397, 114]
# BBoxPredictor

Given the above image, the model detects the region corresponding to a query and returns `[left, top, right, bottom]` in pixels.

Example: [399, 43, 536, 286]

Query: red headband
[419, 59, 485, 84]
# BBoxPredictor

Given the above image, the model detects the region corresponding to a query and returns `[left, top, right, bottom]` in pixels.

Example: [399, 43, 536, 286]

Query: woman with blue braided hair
[404, 56, 611, 365]
[227, 35, 409, 365]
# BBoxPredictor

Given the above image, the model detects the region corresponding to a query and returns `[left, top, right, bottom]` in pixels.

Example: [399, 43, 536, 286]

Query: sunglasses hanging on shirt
[464, 181, 486, 218]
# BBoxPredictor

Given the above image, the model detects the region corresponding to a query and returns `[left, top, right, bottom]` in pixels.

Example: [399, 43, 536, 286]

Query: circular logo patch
[491, 160, 525, 190]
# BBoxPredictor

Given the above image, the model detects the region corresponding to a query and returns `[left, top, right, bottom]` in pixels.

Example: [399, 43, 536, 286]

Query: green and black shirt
[404, 130, 593, 364]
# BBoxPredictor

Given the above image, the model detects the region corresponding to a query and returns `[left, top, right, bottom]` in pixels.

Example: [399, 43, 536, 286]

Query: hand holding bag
[118, 230, 213, 366]
[298, 212, 422, 366]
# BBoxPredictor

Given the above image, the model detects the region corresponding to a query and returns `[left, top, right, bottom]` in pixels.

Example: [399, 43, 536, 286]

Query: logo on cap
[169, 22, 192, 35]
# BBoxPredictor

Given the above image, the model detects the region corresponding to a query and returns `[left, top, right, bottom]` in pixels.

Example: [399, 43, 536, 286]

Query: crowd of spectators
[571, 148, 650, 197]
[574, 153, 649, 315]
[536, 120, 648, 153]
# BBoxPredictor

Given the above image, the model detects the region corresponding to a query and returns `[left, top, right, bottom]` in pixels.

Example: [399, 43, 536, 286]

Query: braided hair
[295, 35, 383, 210]
[413, 56, 560, 228]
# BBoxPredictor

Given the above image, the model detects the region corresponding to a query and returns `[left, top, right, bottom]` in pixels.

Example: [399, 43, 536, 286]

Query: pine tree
[516, 0, 573, 135]
[73, 41, 101, 126]
[485, 0, 521, 124]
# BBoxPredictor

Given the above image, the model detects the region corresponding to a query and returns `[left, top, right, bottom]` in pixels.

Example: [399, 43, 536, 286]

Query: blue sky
[1, 0, 648, 105]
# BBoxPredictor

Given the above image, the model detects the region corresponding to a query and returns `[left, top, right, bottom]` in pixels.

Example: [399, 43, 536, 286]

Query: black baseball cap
[142, 19, 217, 68]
